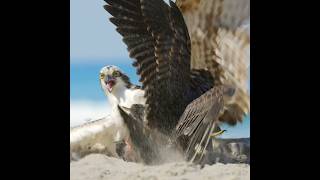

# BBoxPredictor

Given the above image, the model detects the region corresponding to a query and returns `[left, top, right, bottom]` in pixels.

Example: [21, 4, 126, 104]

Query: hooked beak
[105, 75, 116, 93]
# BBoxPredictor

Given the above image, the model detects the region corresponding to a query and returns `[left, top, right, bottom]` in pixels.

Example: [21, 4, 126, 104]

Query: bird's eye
[112, 71, 120, 77]
[99, 73, 105, 79]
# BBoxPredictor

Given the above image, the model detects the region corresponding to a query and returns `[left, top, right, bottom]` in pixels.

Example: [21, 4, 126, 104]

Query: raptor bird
[103, 0, 249, 164]
[70, 0, 249, 164]
[174, 0, 250, 163]
[70, 65, 145, 161]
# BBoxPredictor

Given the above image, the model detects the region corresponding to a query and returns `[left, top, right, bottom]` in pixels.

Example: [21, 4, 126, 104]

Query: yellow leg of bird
[190, 124, 226, 163]
[210, 130, 227, 138]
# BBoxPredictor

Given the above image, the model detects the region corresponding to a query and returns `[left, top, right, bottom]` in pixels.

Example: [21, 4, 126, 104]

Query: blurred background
[70, 0, 250, 138]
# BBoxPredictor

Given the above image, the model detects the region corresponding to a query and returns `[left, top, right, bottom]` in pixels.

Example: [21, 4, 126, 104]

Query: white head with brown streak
[99, 65, 131, 97]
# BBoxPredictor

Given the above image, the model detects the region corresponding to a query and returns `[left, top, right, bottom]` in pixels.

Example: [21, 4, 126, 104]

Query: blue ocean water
[70, 59, 250, 138]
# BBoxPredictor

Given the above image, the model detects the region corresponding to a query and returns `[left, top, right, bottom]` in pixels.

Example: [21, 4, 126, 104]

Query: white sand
[70, 154, 250, 180]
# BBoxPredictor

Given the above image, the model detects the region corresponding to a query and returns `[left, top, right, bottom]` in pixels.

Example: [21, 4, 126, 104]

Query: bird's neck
[106, 85, 128, 108]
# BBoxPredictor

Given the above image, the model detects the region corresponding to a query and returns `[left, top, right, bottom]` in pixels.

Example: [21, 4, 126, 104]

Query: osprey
[70, 0, 250, 164]
[101, 66, 173, 164]
[103, 0, 249, 164]
[70, 65, 145, 161]
[99, 65, 146, 151]
[174, 0, 250, 163]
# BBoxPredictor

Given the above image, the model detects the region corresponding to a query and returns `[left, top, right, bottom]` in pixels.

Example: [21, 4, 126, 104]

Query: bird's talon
[210, 130, 226, 138]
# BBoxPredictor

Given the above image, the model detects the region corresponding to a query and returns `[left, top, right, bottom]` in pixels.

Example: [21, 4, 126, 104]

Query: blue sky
[70, 0, 250, 138]
[70, 0, 127, 60]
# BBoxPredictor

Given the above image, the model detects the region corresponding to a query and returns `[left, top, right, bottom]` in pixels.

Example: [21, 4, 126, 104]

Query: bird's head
[99, 65, 131, 95]
[221, 85, 236, 102]
[222, 85, 236, 97]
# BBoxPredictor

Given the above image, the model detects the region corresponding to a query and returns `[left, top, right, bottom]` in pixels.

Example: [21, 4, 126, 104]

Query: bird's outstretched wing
[176, 0, 250, 125]
[175, 85, 235, 163]
[70, 117, 121, 160]
[104, 0, 211, 134]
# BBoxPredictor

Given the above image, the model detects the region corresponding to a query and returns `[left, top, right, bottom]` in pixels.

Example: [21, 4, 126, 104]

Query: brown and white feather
[176, 0, 250, 125]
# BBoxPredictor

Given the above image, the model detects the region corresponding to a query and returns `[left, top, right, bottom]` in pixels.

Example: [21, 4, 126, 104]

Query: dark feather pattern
[118, 105, 159, 164]
[175, 85, 227, 163]
[103, 0, 243, 164]
[104, 0, 209, 135]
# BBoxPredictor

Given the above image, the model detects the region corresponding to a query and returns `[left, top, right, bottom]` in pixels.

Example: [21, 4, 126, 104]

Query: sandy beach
[71, 137, 250, 180]
[70, 154, 250, 180]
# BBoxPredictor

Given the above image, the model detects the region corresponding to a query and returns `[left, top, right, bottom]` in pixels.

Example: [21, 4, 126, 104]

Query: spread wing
[176, 0, 250, 125]
[70, 117, 121, 160]
[175, 85, 235, 163]
[104, 0, 211, 134]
